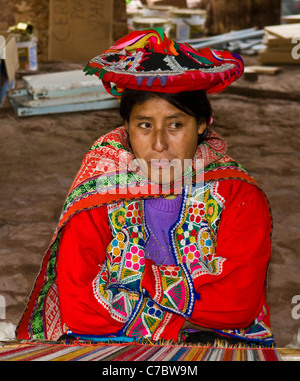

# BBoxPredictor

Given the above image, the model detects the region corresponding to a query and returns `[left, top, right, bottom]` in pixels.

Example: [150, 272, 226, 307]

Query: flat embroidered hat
[84, 28, 244, 98]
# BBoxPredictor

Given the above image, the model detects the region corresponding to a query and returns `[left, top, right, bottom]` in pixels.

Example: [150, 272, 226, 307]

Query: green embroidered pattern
[89, 140, 132, 153]
[30, 233, 61, 339]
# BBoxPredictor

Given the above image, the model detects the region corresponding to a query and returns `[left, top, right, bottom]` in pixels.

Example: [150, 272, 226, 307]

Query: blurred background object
[9, 22, 38, 71]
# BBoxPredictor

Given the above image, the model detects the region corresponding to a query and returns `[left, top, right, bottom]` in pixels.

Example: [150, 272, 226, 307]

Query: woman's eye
[170, 122, 182, 129]
[139, 122, 151, 129]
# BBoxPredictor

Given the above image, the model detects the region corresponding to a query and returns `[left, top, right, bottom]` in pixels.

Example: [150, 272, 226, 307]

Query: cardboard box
[0, 35, 19, 105]
[48, 0, 114, 62]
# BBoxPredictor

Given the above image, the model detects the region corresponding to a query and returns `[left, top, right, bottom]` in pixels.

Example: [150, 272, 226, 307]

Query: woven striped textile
[0, 341, 282, 362]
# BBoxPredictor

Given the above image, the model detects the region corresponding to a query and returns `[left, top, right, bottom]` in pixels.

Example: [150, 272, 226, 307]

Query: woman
[16, 29, 274, 346]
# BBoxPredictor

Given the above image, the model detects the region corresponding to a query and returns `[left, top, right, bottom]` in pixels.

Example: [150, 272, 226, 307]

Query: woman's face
[125, 96, 206, 185]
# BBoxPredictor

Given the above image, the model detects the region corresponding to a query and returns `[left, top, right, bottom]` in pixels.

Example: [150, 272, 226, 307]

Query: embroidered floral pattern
[170, 183, 225, 282]
[125, 246, 145, 271]
[92, 182, 228, 339]
[111, 208, 126, 231]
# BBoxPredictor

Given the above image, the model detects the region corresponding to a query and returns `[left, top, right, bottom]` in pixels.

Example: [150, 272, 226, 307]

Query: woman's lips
[149, 159, 172, 169]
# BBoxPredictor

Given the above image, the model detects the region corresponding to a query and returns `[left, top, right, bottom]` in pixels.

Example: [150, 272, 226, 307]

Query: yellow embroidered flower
[111, 208, 126, 230]
[206, 199, 219, 223]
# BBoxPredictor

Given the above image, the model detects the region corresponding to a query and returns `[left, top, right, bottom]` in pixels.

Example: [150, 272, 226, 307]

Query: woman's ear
[124, 121, 129, 132]
[197, 121, 207, 135]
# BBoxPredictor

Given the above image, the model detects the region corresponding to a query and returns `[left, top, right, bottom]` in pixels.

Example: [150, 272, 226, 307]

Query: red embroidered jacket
[57, 179, 273, 342]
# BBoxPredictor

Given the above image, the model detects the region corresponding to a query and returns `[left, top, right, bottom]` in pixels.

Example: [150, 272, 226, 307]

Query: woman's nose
[151, 129, 168, 152]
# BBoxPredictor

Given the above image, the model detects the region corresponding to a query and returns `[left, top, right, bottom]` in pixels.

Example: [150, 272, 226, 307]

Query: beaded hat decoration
[84, 28, 244, 98]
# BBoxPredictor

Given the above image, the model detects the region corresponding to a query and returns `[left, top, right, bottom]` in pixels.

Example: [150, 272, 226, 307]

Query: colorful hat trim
[84, 28, 244, 98]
